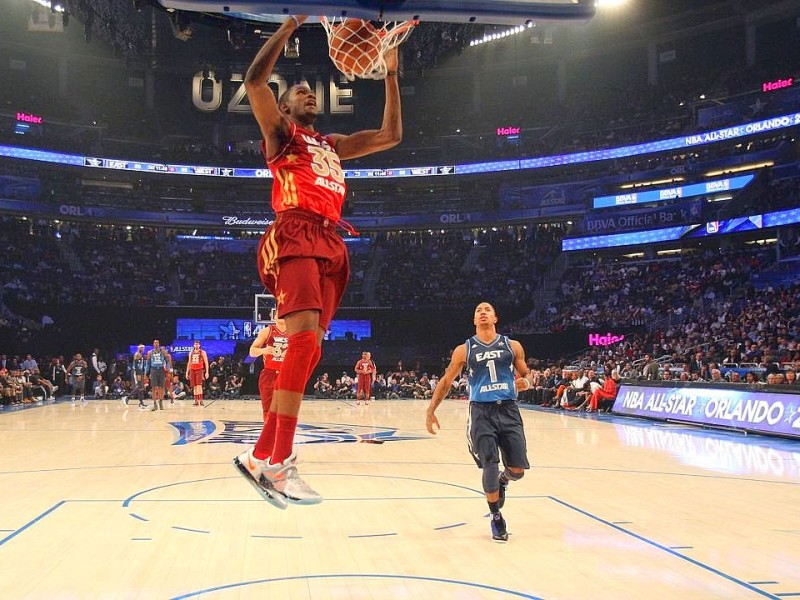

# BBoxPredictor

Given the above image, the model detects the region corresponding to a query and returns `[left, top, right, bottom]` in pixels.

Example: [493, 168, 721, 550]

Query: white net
[320, 17, 417, 81]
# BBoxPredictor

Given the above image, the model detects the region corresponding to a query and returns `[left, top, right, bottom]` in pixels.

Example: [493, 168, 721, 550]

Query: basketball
[328, 18, 383, 77]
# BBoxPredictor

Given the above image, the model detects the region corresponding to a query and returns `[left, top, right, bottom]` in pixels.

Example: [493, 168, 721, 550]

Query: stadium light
[469, 21, 534, 47]
[596, 0, 629, 8]
[30, 0, 63, 12]
[705, 162, 773, 177]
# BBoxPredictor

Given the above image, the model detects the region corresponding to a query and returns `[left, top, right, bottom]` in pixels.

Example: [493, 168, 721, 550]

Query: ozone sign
[192, 70, 355, 115]
[612, 383, 800, 439]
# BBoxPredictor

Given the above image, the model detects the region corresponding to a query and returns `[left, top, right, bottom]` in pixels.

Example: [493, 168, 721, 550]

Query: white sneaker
[233, 448, 288, 510]
[263, 453, 322, 505]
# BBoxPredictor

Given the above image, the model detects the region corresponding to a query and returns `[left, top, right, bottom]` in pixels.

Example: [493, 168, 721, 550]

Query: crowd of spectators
[0, 349, 247, 406]
[544, 247, 767, 332]
[372, 227, 563, 309]
[0, 218, 171, 307]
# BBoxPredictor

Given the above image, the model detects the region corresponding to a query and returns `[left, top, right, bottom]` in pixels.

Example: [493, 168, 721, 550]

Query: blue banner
[500, 180, 605, 210]
[174, 236, 258, 254]
[129, 340, 238, 361]
[582, 199, 703, 234]
[612, 383, 800, 439]
[0, 175, 39, 200]
[563, 205, 800, 252]
[592, 175, 753, 210]
[697, 86, 800, 129]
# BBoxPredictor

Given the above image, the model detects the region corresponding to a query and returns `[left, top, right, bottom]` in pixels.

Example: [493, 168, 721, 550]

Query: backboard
[254, 293, 276, 324]
[157, 0, 596, 25]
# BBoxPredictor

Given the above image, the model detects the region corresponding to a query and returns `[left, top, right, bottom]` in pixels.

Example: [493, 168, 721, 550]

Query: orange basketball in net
[328, 19, 383, 78]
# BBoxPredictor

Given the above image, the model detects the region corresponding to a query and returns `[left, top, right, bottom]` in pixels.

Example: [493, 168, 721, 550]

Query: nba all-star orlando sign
[170, 420, 427, 445]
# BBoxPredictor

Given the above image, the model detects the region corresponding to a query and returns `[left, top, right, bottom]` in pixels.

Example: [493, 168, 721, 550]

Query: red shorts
[257, 209, 349, 330]
[357, 375, 372, 397]
[259, 367, 279, 400]
[188, 369, 204, 387]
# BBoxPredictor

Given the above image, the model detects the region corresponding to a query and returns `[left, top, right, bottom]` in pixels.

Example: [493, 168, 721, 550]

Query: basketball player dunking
[426, 302, 533, 542]
[185, 340, 209, 406]
[234, 14, 405, 508]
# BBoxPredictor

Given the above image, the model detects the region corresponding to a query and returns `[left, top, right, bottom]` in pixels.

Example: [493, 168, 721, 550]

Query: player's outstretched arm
[426, 343, 467, 434]
[244, 16, 307, 154]
[330, 47, 402, 160]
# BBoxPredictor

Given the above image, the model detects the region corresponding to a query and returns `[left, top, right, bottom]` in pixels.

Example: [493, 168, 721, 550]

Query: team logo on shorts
[170, 420, 427, 446]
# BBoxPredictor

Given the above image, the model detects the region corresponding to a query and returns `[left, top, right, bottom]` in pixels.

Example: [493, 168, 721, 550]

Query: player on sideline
[249, 311, 288, 423]
[146, 339, 172, 411]
[354, 351, 376, 405]
[426, 302, 532, 542]
[130, 344, 148, 409]
[234, 14, 404, 507]
[66, 353, 88, 405]
[185, 340, 210, 406]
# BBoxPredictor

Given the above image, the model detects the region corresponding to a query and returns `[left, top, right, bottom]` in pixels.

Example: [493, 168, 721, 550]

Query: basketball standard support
[156, 0, 596, 26]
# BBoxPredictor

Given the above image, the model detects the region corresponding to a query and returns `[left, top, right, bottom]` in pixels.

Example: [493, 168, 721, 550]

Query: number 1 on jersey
[487, 359, 497, 383]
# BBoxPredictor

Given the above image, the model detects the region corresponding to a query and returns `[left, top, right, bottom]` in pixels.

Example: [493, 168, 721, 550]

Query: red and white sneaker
[262, 452, 322, 505]
[233, 448, 288, 509]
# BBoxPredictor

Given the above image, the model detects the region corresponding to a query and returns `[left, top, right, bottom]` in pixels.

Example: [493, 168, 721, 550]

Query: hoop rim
[320, 16, 417, 80]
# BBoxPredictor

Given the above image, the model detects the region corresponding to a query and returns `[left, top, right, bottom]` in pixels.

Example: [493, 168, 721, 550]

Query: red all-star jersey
[355, 359, 376, 377]
[265, 122, 347, 222]
[188, 349, 205, 371]
[262, 326, 289, 371]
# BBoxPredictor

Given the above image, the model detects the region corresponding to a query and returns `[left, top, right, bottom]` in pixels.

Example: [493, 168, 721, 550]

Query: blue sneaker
[498, 479, 507, 509]
[491, 512, 508, 542]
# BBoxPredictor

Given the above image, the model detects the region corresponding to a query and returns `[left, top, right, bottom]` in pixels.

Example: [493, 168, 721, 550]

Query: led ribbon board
[592, 175, 754, 210]
[1, 112, 799, 179]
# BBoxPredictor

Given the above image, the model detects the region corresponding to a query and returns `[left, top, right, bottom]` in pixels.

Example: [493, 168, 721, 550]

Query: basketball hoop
[320, 17, 417, 81]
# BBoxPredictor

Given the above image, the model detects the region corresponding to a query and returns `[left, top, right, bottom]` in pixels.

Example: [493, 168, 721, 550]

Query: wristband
[289, 15, 300, 27]
[386, 71, 398, 76]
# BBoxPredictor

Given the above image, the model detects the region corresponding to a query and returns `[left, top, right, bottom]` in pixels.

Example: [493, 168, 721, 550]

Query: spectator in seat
[93, 374, 108, 399]
[313, 373, 332, 398]
[224, 374, 243, 398]
[588, 368, 619, 413]
[0, 368, 13, 405]
[641, 354, 660, 381]
[208, 375, 223, 399]
[21, 354, 38, 372]
[110, 376, 126, 400]
[171, 375, 188, 401]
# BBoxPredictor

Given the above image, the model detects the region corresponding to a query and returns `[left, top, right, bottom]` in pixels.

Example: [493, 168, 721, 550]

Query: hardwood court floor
[1, 397, 799, 599]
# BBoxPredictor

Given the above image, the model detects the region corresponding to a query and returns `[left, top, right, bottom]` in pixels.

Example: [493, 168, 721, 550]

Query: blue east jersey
[466, 334, 517, 403]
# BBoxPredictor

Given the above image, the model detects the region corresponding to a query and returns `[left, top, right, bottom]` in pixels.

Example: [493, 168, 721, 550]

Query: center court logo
[170, 420, 427, 446]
